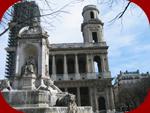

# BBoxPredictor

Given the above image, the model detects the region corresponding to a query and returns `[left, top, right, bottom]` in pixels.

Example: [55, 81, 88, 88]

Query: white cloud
[134, 45, 150, 53]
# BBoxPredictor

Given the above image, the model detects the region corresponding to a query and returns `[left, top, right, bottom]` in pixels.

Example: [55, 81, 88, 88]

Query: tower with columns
[49, 5, 115, 112]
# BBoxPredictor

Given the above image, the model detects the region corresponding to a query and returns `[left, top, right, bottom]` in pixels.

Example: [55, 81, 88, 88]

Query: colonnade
[61, 85, 115, 111]
[50, 53, 109, 79]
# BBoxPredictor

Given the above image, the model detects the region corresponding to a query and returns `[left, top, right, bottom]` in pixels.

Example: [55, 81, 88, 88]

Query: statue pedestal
[22, 73, 37, 90]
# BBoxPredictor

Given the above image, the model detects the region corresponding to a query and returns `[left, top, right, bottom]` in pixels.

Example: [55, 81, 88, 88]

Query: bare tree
[0, 0, 77, 37]
[0, 0, 141, 37]
[117, 77, 150, 112]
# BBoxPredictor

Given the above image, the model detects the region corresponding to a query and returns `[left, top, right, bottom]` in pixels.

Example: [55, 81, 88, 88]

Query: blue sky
[0, 0, 149, 81]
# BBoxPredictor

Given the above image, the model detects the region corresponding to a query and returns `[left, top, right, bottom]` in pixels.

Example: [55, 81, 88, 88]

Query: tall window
[92, 32, 98, 43]
[90, 11, 94, 19]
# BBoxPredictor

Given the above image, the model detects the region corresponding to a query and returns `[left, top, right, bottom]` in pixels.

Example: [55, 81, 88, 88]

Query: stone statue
[68, 94, 77, 113]
[22, 55, 37, 75]
[1, 80, 10, 91]
[56, 94, 76, 107]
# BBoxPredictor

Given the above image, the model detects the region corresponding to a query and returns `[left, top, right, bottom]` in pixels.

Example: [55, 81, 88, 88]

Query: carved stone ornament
[18, 18, 48, 37]
[97, 88, 104, 92]
[88, 26, 100, 31]
[1, 80, 10, 91]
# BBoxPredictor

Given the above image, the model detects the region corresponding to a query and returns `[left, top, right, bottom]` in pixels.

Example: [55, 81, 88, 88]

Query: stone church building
[7, 4, 115, 113]
[50, 5, 115, 112]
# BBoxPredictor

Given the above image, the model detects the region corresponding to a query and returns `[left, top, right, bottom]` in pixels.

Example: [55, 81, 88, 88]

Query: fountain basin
[2, 90, 53, 108]
[1, 90, 93, 113]
[15, 106, 92, 113]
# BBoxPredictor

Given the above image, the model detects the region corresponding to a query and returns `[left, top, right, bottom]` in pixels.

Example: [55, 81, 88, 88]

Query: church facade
[49, 5, 115, 112]
[7, 5, 115, 112]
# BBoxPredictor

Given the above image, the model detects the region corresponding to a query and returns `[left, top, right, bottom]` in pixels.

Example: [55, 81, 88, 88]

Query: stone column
[106, 87, 110, 111]
[45, 50, 49, 77]
[106, 55, 110, 71]
[77, 87, 81, 106]
[75, 54, 79, 74]
[75, 54, 80, 80]
[52, 55, 56, 80]
[90, 54, 95, 73]
[63, 54, 68, 80]
[101, 54, 105, 72]
[94, 87, 99, 112]
[89, 86, 93, 107]
[86, 54, 90, 79]
[86, 54, 90, 73]
[110, 86, 115, 110]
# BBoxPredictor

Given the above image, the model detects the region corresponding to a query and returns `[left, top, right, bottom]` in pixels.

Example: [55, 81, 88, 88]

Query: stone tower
[81, 5, 104, 45]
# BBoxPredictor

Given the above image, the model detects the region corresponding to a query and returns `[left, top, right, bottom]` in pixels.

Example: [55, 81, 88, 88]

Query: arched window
[90, 11, 94, 19]
[94, 56, 102, 73]
[56, 59, 63, 74]
[67, 58, 75, 74]
[79, 58, 86, 73]
[98, 97, 106, 111]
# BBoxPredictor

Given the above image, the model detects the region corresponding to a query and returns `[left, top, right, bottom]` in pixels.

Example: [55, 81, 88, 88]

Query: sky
[0, 0, 150, 82]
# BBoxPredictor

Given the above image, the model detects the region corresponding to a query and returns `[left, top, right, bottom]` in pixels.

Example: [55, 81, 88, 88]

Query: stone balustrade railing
[51, 72, 111, 81]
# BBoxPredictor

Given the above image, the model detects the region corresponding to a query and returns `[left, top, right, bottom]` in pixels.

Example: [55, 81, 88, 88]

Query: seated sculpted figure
[22, 55, 37, 75]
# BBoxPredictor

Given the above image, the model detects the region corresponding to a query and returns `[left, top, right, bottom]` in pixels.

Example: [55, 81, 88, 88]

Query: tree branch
[118, 1, 131, 18]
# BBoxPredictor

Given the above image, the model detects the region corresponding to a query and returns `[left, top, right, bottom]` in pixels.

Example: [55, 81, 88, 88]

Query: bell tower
[81, 5, 104, 44]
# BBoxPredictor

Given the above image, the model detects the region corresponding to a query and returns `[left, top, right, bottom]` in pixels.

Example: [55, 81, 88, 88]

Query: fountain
[1, 18, 92, 113]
